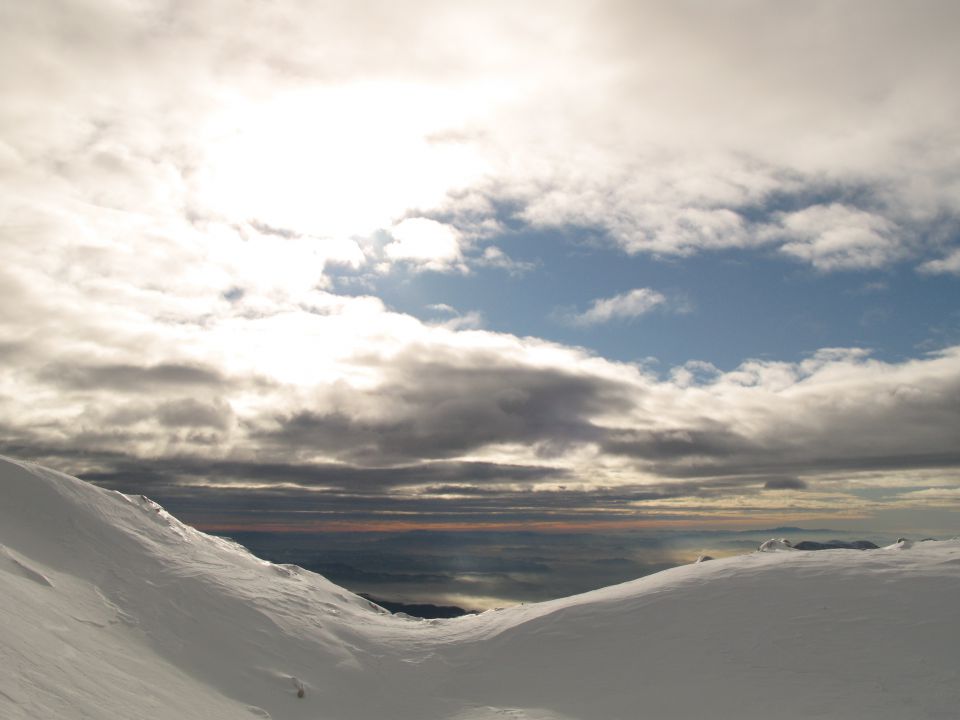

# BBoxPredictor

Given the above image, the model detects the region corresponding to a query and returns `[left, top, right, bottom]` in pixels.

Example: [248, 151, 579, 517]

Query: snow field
[2, 455, 958, 719]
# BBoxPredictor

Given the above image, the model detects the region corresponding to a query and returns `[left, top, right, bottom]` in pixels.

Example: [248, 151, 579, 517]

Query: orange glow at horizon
[191, 512, 869, 535]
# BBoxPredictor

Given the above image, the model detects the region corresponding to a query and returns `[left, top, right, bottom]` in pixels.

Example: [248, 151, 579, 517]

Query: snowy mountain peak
[2, 455, 959, 720]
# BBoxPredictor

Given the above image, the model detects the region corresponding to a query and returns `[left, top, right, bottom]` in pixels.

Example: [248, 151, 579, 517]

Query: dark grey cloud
[37, 362, 227, 392]
[648, 450, 960, 481]
[0, 341, 28, 361]
[0, 433, 763, 527]
[763, 477, 808, 490]
[92, 398, 235, 432]
[67, 456, 566, 496]
[3, 355, 960, 549]
[247, 220, 299, 239]
[156, 399, 233, 430]
[63, 464, 779, 530]
[4, 345, 960, 532]
[602, 425, 754, 460]
[255, 359, 629, 462]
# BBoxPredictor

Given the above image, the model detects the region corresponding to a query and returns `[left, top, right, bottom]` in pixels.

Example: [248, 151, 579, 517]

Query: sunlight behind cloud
[384, 217, 465, 272]
[194, 83, 492, 240]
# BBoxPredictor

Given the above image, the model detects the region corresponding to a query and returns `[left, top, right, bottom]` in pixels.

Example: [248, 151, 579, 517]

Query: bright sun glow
[195, 83, 494, 239]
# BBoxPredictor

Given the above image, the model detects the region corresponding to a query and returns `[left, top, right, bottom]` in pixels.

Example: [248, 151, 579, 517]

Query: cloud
[600, 425, 753, 461]
[670, 361, 720, 388]
[428, 304, 458, 315]
[919, 248, 960, 275]
[3, 276, 959, 527]
[248, 354, 631, 464]
[770, 204, 903, 271]
[37, 362, 228, 392]
[383, 218, 466, 272]
[154, 398, 234, 431]
[442, 1, 960, 269]
[1, 0, 959, 532]
[474, 246, 535, 275]
[567, 288, 668, 326]
[763, 477, 808, 491]
[436, 311, 484, 331]
[894, 487, 960, 507]
[4, 0, 958, 282]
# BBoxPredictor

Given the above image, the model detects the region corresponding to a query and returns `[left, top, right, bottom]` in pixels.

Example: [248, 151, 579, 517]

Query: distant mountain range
[359, 593, 476, 619]
[792, 540, 880, 551]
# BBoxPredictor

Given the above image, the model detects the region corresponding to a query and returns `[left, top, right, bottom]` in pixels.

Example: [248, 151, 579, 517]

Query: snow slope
[1, 455, 958, 720]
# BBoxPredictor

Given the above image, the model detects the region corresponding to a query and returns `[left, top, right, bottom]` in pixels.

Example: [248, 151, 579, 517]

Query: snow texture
[1, 455, 958, 719]
[757, 537, 796, 552]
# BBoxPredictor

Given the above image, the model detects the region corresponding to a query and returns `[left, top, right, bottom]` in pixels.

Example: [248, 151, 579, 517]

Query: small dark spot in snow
[223, 286, 245, 302]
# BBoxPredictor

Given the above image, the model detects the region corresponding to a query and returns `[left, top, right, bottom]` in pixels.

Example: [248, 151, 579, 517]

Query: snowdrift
[1, 455, 958, 720]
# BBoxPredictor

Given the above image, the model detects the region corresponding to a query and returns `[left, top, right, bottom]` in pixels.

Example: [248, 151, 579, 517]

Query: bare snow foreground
[1, 456, 958, 720]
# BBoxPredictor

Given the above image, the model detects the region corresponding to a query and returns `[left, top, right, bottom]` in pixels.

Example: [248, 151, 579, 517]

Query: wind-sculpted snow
[757, 537, 797, 552]
[1, 456, 958, 720]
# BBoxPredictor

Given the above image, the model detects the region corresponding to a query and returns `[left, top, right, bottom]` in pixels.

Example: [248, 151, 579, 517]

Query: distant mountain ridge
[359, 593, 476, 619]
[743, 526, 840, 534]
[792, 539, 880, 551]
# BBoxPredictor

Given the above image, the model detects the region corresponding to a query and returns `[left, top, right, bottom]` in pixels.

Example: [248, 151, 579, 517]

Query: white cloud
[474, 246, 535, 275]
[670, 360, 721, 388]
[518, 165, 763, 257]
[918, 248, 960, 275]
[769, 204, 902, 270]
[568, 288, 667, 326]
[427, 303, 458, 315]
[383, 218, 466, 272]
[3, 0, 957, 279]
[435, 310, 484, 331]
[425, 303, 484, 330]
[437, 1, 960, 268]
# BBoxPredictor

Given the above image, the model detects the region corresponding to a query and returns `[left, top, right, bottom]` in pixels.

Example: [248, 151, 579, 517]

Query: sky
[1, 1, 959, 604]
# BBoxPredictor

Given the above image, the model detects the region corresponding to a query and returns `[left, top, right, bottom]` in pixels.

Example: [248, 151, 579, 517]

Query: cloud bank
[3, 0, 959, 278]
[2, 284, 959, 528]
[1, 0, 958, 530]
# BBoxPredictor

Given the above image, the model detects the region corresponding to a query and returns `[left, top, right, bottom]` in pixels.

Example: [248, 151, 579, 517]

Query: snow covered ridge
[1, 455, 958, 720]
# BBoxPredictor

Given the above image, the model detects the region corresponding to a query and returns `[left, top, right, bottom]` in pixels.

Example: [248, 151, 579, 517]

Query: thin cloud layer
[920, 249, 960, 276]
[568, 288, 668, 326]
